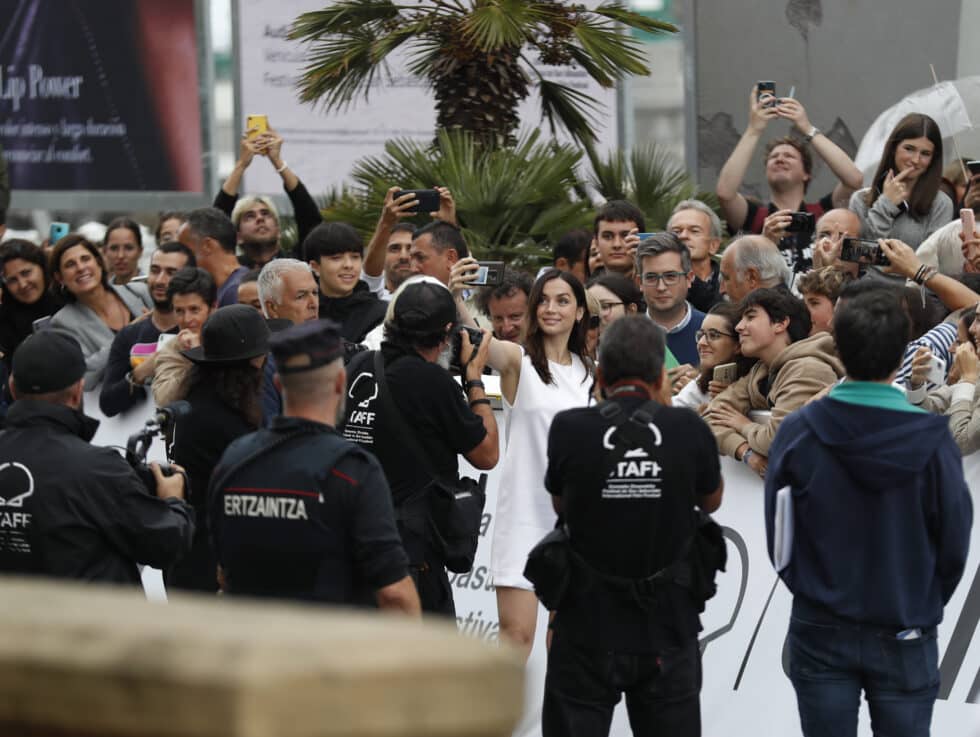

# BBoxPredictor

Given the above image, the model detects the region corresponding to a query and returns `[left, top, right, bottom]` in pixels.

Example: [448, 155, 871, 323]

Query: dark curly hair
[188, 363, 265, 428]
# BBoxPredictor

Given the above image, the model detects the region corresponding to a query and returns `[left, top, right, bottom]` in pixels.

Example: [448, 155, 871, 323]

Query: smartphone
[962, 209, 976, 240]
[32, 316, 52, 333]
[49, 222, 69, 243]
[927, 355, 947, 386]
[635, 232, 656, 241]
[966, 160, 980, 176]
[393, 189, 440, 214]
[158, 333, 177, 347]
[757, 80, 777, 108]
[841, 237, 890, 267]
[246, 114, 269, 139]
[470, 261, 505, 287]
[713, 362, 738, 384]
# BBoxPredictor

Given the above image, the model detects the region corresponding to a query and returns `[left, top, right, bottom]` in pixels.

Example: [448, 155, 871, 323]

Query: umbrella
[854, 76, 980, 174]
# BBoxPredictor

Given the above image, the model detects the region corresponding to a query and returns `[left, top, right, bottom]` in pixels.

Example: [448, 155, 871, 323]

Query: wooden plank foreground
[0, 577, 524, 737]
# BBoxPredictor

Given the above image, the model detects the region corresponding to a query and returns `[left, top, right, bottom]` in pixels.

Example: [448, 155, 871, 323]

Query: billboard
[234, 0, 619, 198]
[0, 0, 207, 207]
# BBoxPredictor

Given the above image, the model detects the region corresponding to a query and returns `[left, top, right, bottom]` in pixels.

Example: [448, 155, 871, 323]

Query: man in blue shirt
[636, 232, 705, 372]
[765, 289, 972, 737]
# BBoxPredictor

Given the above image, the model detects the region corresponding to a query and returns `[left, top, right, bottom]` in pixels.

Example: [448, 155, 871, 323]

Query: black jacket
[319, 281, 387, 344]
[0, 400, 195, 583]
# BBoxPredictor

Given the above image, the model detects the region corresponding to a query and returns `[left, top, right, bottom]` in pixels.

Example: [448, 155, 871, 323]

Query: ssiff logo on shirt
[601, 422, 664, 500]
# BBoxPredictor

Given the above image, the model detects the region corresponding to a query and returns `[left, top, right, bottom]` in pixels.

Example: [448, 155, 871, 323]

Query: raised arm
[215, 131, 262, 211]
[881, 238, 980, 312]
[776, 98, 863, 193]
[364, 187, 418, 278]
[716, 85, 779, 232]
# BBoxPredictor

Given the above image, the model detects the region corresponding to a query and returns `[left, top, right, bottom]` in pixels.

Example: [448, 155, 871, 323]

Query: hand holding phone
[712, 362, 738, 384]
[392, 189, 440, 215]
[926, 355, 947, 386]
[49, 222, 69, 244]
[246, 114, 269, 140]
[756, 81, 777, 109]
[470, 261, 505, 287]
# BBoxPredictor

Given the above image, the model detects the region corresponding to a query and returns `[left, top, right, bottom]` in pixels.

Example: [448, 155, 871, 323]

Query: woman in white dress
[455, 266, 593, 659]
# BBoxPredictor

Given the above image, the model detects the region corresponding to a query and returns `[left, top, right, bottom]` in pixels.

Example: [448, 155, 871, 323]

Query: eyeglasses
[599, 300, 623, 313]
[641, 271, 687, 286]
[695, 328, 735, 343]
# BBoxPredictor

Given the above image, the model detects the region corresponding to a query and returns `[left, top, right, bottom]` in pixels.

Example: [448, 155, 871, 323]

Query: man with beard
[207, 319, 420, 614]
[215, 127, 323, 267]
[99, 242, 195, 416]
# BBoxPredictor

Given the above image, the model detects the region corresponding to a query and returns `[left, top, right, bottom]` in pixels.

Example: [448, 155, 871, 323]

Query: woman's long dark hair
[189, 362, 265, 428]
[696, 301, 756, 395]
[525, 269, 592, 385]
[865, 113, 944, 218]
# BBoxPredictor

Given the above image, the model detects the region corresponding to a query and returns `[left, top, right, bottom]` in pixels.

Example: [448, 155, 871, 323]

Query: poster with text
[0, 0, 204, 193]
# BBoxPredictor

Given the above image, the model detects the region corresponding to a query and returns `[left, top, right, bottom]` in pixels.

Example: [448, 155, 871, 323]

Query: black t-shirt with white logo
[545, 392, 721, 651]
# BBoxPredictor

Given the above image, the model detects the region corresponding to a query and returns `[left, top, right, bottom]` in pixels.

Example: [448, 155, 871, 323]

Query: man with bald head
[719, 235, 792, 303]
[811, 208, 862, 271]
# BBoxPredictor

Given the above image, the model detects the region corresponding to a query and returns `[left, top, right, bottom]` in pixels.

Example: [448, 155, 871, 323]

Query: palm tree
[322, 129, 593, 266]
[289, 1, 675, 148]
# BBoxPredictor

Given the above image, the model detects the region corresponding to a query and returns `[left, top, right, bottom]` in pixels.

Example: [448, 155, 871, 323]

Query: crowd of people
[0, 92, 977, 736]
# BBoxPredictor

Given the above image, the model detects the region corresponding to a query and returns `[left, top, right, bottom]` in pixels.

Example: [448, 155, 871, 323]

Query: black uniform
[0, 400, 195, 583]
[542, 391, 721, 737]
[343, 344, 487, 616]
[208, 416, 409, 604]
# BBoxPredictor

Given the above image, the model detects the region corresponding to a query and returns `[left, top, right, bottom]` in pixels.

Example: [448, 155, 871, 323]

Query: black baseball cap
[12, 332, 86, 393]
[392, 279, 456, 334]
[182, 304, 271, 365]
[270, 319, 345, 374]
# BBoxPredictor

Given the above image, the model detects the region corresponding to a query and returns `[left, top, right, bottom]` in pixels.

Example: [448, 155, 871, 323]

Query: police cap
[270, 319, 345, 374]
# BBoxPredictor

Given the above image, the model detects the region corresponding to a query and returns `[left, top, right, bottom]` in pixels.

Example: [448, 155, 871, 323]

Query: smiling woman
[48, 235, 152, 389]
[0, 239, 63, 373]
[849, 113, 952, 248]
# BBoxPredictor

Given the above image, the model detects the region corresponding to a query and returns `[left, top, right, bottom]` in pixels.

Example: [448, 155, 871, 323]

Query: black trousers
[542, 631, 702, 737]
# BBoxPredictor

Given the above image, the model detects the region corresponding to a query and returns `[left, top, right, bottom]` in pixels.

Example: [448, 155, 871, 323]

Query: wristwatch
[804, 126, 820, 143]
[742, 448, 755, 466]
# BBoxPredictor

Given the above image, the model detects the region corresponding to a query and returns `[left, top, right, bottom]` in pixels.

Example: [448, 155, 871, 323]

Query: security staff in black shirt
[343, 277, 498, 617]
[542, 316, 723, 737]
[0, 332, 194, 583]
[208, 319, 420, 614]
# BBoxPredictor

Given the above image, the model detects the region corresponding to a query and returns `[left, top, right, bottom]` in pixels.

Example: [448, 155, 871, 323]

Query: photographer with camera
[343, 277, 498, 616]
[0, 332, 194, 582]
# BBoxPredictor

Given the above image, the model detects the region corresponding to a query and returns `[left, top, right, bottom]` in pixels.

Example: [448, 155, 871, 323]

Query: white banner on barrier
[85, 392, 980, 736]
[234, 0, 618, 197]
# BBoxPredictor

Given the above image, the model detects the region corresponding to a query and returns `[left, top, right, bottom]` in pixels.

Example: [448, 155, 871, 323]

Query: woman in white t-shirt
[454, 266, 593, 660]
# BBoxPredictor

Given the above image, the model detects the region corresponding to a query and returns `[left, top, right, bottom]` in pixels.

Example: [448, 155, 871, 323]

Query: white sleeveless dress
[491, 352, 591, 589]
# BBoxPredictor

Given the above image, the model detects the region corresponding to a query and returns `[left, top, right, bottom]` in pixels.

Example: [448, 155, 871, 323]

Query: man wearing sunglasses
[636, 233, 705, 375]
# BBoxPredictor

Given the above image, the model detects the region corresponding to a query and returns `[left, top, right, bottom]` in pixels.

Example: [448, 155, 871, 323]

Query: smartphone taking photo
[841, 237, 890, 267]
[393, 189, 440, 214]
[470, 261, 505, 287]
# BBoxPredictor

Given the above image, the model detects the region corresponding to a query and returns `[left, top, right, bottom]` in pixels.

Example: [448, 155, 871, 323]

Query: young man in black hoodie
[765, 289, 973, 737]
[304, 222, 386, 344]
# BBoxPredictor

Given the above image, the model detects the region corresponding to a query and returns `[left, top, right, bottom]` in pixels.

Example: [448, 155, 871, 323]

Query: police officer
[541, 316, 723, 737]
[0, 331, 194, 582]
[207, 319, 420, 614]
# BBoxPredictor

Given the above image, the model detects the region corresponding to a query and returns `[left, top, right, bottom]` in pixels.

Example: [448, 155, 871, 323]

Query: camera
[840, 237, 890, 267]
[786, 212, 815, 233]
[125, 401, 190, 492]
[450, 325, 484, 374]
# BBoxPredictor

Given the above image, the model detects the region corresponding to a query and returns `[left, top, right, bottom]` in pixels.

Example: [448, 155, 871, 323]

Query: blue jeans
[788, 598, 940, 737]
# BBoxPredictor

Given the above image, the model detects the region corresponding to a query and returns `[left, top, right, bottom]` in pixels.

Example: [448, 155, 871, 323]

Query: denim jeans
[542, 632, 701, 737]
[788, 598, 940, 737]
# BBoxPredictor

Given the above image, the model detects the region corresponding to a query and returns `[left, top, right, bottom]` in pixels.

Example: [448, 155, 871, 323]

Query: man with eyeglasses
[636, 233, 705, 373]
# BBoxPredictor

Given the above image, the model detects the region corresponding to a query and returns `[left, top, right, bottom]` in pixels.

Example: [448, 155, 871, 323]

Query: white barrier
[84, 390, 980, 736]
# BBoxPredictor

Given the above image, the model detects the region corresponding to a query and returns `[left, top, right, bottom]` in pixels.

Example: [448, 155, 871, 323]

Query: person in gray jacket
[849, 113, 953, 249]
[48, 234, 151, 390]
